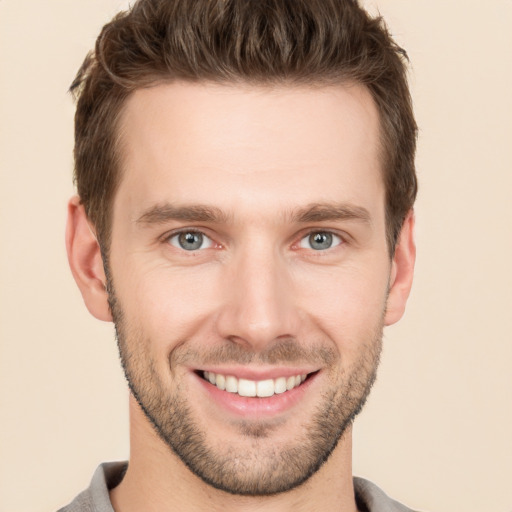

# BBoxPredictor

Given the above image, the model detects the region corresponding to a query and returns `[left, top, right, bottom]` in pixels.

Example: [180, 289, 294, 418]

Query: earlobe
[384, 210, 416, 326]
[65, 196, 113, 322]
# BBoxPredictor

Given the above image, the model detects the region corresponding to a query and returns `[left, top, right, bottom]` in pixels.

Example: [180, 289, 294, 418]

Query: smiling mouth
[201, 371, 313, 398]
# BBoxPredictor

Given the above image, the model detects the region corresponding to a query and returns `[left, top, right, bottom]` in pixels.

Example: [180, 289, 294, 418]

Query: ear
[65, 196, 113, 322]
[384, 210, 416, 326]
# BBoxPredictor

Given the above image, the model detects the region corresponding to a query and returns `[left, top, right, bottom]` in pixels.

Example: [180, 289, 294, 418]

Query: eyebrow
[135, 202, 371, 226]
[290, 202, 372, 225]
[136, 204, 231, 225]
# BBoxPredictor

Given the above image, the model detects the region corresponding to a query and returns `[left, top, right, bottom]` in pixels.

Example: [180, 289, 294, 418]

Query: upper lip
[193, 366, 319, 381]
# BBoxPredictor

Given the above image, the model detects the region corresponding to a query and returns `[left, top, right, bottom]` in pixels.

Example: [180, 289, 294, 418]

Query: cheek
[111, 247, 390, 364]
[115, 261, 223, 345]
[294, 262, 389, 348]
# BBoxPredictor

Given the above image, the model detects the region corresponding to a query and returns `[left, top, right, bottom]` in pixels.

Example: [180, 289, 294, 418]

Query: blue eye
[299, 231, 342, 251]
[168, 231, 213, 251]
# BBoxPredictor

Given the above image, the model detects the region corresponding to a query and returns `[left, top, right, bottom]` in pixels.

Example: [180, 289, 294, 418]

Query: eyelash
[163, 228, 346, 253]
[297, 231, 343, 251]
[166, 229, 215, 251]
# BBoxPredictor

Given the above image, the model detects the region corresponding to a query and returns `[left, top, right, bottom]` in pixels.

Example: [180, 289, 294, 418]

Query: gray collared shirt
[58, 461, 420, 512]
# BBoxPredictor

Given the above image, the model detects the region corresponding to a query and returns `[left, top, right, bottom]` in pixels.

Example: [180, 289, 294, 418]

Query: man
[61, 0, 418, 510]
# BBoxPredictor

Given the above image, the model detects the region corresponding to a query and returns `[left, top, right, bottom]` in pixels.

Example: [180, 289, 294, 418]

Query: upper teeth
[203, 371, 307, 397]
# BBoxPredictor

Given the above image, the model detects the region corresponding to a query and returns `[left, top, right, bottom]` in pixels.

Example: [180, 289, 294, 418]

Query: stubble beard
[107, 278, 383, 496]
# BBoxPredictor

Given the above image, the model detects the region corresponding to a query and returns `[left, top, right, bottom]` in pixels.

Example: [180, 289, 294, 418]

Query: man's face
[108, 82, 392, 495]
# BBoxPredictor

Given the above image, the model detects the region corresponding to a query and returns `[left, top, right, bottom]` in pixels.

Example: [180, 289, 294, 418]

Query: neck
[110, 396, 358, 512]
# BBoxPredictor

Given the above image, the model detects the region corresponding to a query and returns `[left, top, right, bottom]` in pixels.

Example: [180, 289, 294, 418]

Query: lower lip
[194, 373, 317, 417]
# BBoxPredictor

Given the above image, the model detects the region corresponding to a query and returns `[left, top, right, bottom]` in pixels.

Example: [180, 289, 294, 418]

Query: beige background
[1, 1, 511, 511]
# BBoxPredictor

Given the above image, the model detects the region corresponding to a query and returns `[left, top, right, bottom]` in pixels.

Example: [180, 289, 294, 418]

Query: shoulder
[57, 488, 94, 512]
[57, 462, 127, 512]
[354, 477, 423, 512]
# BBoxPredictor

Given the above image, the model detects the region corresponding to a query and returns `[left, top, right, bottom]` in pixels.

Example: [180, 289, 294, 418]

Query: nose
[215, 242, 300, 351]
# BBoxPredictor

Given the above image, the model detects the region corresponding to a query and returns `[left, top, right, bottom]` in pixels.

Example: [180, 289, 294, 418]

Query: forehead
[116, 81, 383, 221]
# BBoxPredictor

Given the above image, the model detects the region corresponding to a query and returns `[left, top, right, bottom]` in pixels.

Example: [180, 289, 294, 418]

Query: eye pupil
[178, 232, 203, 250]
[309, 232, 333, 250]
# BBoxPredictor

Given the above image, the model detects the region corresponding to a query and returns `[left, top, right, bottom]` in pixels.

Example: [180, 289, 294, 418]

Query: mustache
[172, 338, 338, 367]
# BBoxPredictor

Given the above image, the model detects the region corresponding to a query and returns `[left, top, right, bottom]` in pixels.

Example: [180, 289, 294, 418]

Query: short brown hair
[70, 0, 417, 254]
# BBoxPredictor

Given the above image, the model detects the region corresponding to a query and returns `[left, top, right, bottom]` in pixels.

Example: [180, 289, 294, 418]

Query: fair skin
[66, 82, 415, 512]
